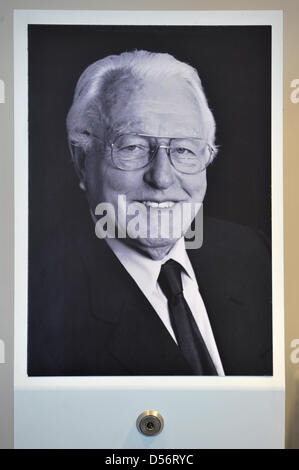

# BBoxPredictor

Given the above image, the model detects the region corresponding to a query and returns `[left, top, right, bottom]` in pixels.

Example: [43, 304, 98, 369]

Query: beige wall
[0, 0, 298, 448]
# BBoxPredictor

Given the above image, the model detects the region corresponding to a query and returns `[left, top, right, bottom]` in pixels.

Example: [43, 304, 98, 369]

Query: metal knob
[136, 410, 164, 436]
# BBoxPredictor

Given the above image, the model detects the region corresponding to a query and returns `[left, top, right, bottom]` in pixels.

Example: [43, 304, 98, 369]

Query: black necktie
[158, 259, 218, 375]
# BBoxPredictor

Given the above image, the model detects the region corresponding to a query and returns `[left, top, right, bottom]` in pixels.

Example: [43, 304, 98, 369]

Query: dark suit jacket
[28, 215, 272, 376]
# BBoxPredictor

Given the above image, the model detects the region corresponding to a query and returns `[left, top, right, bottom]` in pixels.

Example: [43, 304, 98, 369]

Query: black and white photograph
[27, 24, 272, 377]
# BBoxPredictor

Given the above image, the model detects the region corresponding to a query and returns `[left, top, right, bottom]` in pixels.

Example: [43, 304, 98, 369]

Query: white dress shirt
[105, 236, 225, 376]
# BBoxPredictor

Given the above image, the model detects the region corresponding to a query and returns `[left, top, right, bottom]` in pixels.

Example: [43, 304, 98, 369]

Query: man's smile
[142, 200, 176, 208]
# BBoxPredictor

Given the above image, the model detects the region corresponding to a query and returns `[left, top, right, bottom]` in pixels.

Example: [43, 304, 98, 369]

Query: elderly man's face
[83, 75, 209, 259]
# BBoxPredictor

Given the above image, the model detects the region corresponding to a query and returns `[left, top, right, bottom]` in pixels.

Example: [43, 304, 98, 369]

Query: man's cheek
[184, 185, 206, 202]
[104, 171, 138, 195]
[190, 178, 207, 201]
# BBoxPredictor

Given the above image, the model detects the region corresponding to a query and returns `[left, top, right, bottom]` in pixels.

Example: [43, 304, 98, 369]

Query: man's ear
[70, 144, 87, 191]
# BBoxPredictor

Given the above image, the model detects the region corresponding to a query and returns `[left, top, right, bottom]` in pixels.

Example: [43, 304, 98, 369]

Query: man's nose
[143, 147, 176, 189]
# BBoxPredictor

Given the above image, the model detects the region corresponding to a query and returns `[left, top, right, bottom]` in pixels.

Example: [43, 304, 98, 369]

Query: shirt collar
[105, 236, 196, 295]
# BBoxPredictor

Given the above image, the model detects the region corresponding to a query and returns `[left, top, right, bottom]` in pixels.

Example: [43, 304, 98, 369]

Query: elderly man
[28, 50, 272, 376]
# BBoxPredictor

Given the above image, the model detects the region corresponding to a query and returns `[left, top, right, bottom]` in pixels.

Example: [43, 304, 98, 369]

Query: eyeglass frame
[88, 132, 217, 174]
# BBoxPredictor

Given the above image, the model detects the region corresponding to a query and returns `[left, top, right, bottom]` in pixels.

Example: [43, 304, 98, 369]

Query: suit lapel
[109, 288, 194, 375]
[187, 237, 252, 375]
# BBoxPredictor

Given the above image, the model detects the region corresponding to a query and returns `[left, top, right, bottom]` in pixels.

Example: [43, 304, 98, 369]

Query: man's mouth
[141, 201, 176, 208]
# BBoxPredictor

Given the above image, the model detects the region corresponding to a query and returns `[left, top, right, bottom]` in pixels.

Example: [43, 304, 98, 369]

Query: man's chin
[125, 235, 181, 260]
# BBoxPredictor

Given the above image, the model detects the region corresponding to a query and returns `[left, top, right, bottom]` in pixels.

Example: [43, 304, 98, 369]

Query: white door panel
[15, 384, 284, 449]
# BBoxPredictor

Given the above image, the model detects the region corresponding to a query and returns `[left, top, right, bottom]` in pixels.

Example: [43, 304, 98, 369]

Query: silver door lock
[136, 410, 164, 436]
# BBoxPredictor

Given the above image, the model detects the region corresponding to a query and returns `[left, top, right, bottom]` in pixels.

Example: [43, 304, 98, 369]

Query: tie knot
[158, 259, 183, 302]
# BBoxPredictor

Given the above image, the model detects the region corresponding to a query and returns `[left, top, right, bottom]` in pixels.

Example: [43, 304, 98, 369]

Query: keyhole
[136, 411, 164, 436]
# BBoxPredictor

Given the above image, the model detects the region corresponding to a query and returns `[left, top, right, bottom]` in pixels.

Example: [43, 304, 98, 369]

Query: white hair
[66, 50, 217, 153]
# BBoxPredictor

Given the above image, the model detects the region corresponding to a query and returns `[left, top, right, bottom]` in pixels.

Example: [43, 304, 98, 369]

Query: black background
[28, 25, 271, 248]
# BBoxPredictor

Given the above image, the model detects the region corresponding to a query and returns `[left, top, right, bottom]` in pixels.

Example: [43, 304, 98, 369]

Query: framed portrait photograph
[14, 10, 284, 449]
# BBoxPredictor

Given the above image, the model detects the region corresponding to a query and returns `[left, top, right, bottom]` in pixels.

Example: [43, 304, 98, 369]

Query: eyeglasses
[90, 132, 216, 174]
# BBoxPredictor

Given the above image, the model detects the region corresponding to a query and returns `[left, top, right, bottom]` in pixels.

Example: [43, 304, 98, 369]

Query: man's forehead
[122, 97, 200, 113]
[104, 74, 198, 106]
[105, 110, 207, 140]
[98, 74, 210, 139]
